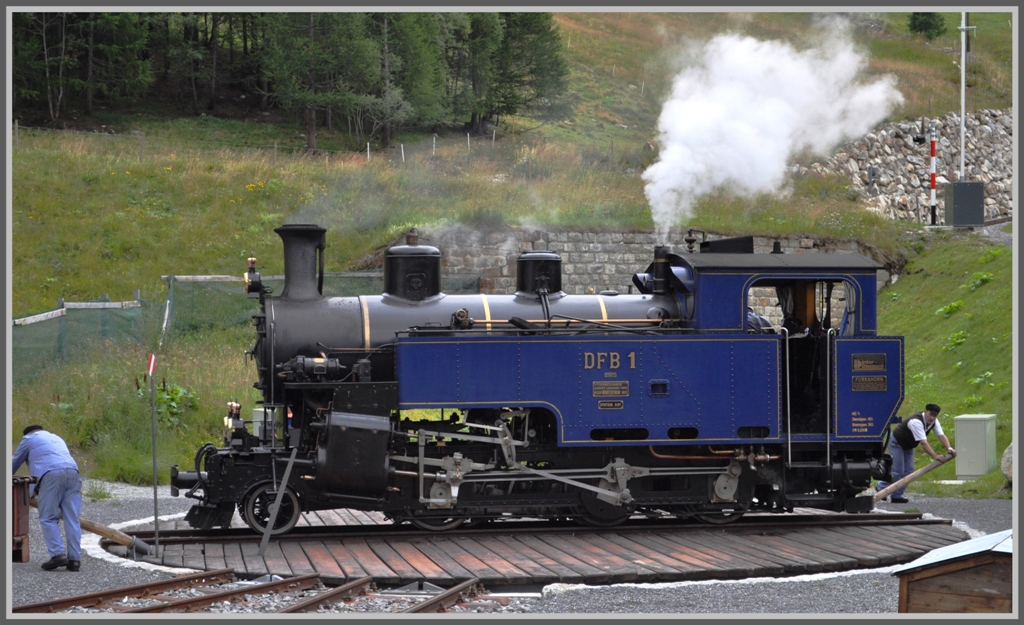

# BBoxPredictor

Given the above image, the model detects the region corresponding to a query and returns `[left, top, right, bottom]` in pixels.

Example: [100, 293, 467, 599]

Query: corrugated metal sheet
[892, 529, 1013, 575]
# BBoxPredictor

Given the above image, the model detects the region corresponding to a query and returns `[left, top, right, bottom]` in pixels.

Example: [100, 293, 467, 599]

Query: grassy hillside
[877, 231, 1013, 497]
[10, 12, 1014, 494]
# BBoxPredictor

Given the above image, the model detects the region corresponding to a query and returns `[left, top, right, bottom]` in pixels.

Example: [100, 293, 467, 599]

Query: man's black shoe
[41, 555, 68, 570]
[66, 560, 81, 572]
[890, 497, 910, 504]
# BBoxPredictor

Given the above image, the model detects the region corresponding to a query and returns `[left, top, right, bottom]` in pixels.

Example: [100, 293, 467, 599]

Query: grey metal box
[954, 413, 998, 479]
[944, 181, 985, 226]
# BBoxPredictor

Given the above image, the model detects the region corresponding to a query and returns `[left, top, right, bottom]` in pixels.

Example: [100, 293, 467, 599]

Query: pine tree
[908, 13, 947, 41]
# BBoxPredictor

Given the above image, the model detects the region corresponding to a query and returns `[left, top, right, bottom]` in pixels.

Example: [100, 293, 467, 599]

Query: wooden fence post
[274, 141, 278, 165]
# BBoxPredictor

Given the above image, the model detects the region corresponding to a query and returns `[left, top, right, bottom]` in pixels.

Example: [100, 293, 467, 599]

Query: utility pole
[958, 12, 977, 181]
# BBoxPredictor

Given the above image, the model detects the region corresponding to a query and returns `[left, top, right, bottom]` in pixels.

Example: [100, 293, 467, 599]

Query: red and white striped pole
[929, 119, 938, 225]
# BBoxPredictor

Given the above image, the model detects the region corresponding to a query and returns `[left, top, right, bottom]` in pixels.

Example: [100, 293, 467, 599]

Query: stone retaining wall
[413, 225, 888, 326]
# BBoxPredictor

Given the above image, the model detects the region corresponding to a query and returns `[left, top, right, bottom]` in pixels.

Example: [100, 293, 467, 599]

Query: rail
[274, 576, 374, 613]
[400, 578, 481, 613]
[11, 568, 236, 613]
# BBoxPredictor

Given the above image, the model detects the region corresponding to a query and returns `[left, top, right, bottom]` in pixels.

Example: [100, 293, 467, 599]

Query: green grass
[877, 231, 1013, 497]
[83, 480, 114, 502]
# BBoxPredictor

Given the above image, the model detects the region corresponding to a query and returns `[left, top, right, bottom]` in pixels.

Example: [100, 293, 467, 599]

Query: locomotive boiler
[171, 224, 898, 534]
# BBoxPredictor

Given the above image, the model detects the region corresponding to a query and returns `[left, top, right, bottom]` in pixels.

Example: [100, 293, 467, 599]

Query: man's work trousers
[37, 467, 82, 561]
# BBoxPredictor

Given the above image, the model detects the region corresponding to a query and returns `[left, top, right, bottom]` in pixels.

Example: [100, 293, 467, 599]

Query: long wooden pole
[873, 453, 953, 502]
[29, 498, 154, 555]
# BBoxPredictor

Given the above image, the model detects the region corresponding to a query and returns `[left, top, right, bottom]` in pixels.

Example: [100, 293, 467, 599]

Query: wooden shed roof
[892, 529, 1013, 576]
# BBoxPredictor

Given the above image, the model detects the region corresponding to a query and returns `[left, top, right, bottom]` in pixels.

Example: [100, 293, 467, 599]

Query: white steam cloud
[643, 26, 904, 241]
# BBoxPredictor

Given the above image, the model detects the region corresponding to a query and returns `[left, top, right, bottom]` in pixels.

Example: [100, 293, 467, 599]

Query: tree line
[11, 12, 572, 150]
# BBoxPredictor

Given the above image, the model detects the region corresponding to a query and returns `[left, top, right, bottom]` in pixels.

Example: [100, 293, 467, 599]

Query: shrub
[908, 13, 947, 41]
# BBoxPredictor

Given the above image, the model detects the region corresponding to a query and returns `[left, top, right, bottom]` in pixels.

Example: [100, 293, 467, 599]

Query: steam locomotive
[171, 224, 898, 534]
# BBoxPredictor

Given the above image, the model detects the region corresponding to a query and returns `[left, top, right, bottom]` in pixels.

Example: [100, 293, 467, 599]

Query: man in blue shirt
[11, 425, 83, 571]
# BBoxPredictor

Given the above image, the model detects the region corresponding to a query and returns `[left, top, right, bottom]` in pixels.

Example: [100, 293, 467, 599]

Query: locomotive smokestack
[275, 224, 326, 300]
[652, 245, 669, 294]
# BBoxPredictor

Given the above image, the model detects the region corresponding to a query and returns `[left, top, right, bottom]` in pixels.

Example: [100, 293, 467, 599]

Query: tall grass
[11, 326, 261, 483]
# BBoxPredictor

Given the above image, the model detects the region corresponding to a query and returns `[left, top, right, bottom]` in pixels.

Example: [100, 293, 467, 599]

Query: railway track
[108, 511, 943, 546]
[12, 568, 494, 614]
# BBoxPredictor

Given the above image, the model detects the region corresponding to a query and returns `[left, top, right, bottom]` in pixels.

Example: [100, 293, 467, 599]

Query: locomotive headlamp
[244, 256, 264, 299]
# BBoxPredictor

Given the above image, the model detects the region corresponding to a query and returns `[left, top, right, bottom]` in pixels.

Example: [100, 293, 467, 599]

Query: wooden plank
[601, 534, 706, 579]
[351, 510, 386, 525]
[881, 525, 956, 551]
[616, 533, 730, 577]
[315, 509, 349, 527]
[279, 541, 317, 575]
[201, 542, 228, 571]
[722, 534, 823, 572]
[910, 561, 1012, 598]
[182, 543, 207, 571]
[407, 538, 484, 580]
[894, 523, 967, 547]
[535, 533, 647, 584]
[221, 542, 247, 575]
[159, 543, 185, 569]
[334, 509, 361, 526]
[905, 586, 1012, 613]
[679, 532, 789, 575]
[776, 531, 879, 567]
[300, 511, 325, 527]
[492, 536, 587, 584]
[326, 541, 375, 580]
[826, 527, 920, 562]
[387, 540, 455, 581]
[299, 541, 347, 582]
[364, 538, 424, 582]
[438, 537, 523, 581]
[740, 534, 844, 572]
[261, 542, 294, 577]
[239, 541, 269, 576]
[653, 533, 761, 578]
[512, 534, 611, 584]
[579, 534, 683, 581]
[802, 528, 897, 565]
[465, 537, 562, 584]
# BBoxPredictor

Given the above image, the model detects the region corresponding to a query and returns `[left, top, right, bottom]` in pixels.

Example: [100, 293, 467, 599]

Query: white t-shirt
[908, 415, 943, 442]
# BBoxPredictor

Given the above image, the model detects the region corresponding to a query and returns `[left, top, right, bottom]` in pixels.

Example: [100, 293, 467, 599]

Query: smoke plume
[643, 24, 904, 241]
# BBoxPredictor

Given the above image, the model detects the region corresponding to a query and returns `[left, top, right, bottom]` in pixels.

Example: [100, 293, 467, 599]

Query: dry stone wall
[796, 108, 1013, 223]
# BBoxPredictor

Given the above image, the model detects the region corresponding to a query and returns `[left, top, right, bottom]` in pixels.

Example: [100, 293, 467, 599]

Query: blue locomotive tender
[171, 225, 898, 533]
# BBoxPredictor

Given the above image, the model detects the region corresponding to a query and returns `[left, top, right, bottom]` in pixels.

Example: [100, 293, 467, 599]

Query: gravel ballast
[7, 480, 1013, 614]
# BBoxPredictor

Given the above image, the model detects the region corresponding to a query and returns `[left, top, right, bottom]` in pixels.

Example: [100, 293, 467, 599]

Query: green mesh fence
[161, 272, 481, 340]
[12, 300, 154, 386]
[12, 272, 480, 386]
